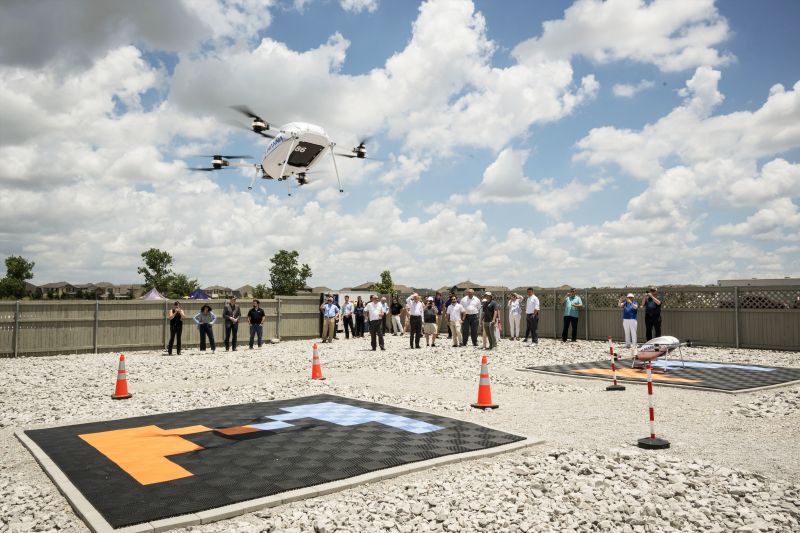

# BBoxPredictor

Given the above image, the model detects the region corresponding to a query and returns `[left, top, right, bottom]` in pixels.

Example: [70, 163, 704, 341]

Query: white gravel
[1, 335, 799, 532]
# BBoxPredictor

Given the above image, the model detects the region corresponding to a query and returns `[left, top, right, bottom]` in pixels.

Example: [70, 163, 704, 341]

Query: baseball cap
[627, 293, 634, 298]
[485, 291, 492, 296]
[426, 296, 434, 301]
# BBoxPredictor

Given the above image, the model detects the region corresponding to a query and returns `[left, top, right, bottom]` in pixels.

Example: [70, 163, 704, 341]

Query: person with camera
[193, 304, 217, 352]
[223, 296, 241, 351]
[247, 299, 266, 349]
[561, 288, 583, 342]
[167, 301, 185, 355]
[642, 287, 662, 340]
[619, 293, 640, 351]
[423, 297, 439, 347]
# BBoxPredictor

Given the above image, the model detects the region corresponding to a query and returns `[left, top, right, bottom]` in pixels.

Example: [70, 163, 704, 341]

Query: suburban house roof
[40, 282, 73, 289]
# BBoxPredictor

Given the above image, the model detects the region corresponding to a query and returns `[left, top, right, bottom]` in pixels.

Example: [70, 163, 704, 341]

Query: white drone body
[191, 106, 372, 195]
[260, 122, 333, 182]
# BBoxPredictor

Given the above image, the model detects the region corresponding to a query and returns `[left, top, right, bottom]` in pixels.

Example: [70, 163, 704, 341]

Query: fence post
[584, 289, 589, 340]
[93, 300, 99, 354]
[276, 297, 282, 340]
[501, 292, 506, 338]
[553, 289, 558, 339]
[12, 301, 20, 358]
[734, 286, 740, 348]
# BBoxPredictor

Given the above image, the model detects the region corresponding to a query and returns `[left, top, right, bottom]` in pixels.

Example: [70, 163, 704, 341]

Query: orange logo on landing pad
[574, 368, 702, 384]
[79, 425, 210, 485]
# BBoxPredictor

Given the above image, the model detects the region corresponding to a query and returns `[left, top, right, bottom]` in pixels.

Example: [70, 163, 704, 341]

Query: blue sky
[0, 0, 798, 290]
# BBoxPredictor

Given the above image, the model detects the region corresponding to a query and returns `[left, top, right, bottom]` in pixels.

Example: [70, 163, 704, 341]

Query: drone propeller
[189, 166, 235, 172]
[226, 119, 277, 139]
[230, 105, 262, 120]
[230, 105, 281, 138]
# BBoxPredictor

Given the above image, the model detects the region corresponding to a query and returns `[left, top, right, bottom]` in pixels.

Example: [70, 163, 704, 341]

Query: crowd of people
[162, 287, 664, 355]
[166, 297, 267, 355]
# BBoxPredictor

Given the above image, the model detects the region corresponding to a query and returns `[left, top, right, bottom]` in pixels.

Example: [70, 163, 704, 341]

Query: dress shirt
[342, 302, 354, 316]
[461, 296, 481, 315]
[365, 302, 384, 321]
[407, 300, 424, 316]
[322, 303, 340, 318]
[447, 303, 465, 321]
[525, 295, 540, 314]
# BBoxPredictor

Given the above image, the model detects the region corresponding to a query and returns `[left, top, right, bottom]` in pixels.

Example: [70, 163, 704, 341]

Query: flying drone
[189, 105, 377, 195]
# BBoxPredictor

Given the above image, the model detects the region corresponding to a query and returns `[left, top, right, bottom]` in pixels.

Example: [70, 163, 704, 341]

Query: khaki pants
[322, 317, 336, 341]
[450, 320, 462, 346]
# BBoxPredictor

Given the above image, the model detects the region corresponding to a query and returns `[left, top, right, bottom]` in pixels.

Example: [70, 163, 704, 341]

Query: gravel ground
[1, 335, 799, 532]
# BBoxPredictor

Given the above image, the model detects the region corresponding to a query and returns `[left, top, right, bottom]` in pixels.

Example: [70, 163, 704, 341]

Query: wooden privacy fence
[493, 286, 800, 351]
[376, 286, 800, 352]
[0, 296, 321, 357]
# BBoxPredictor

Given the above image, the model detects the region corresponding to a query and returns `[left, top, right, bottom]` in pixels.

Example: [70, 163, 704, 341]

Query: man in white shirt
[364, 294, 385, 351]
[341, 295, 355, 339]
[460, 289, 481, 347]
[446, 295, 465, 347]
[406, 293, 424, 349]
[523, 287, 540, 345]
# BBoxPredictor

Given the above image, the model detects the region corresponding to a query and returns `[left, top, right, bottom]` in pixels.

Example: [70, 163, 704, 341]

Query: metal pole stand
[637, 361, 670, 449]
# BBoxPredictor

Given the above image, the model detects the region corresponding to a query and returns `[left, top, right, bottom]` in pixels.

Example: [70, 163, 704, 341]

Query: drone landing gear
[329, 144, 344, 193]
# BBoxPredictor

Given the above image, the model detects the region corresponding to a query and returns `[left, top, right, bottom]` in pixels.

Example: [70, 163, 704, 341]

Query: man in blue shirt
[319, 296, 340, 343]
[561, 288, 584, 342]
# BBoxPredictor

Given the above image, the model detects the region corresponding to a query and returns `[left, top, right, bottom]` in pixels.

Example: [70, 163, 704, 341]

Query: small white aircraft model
[632, 335, 688, 370]
[189, 105, 378, 195]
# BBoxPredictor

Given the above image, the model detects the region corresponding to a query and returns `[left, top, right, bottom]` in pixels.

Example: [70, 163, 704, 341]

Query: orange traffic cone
[111, 354, 132, 400]
[471, 355, 498, 409]
[311, 343, 325, 380]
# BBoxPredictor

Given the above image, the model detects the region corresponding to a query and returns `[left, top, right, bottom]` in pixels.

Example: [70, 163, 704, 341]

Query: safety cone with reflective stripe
[470, 355, 498, 409]
[311, 343, 325, 380]
[111, 354, 132, 400]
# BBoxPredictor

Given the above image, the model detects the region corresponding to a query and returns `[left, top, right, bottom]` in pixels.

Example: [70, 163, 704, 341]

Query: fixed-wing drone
[189, 105, 377, 195]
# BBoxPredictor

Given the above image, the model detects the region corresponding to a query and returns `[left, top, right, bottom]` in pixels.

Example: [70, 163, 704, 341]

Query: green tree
[0, 255, 35, 299]
[167, 273, 199, 299]
[137, 248, 174, 294]
[370, 270, 394, 295]
[253, 283, 273, 299]
[269, 250, 312, 296]
[6, 256, 34, 281]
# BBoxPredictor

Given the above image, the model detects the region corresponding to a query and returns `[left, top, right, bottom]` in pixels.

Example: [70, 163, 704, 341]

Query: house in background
[235, 285, 255, 299]
[24, 282, 42, 298]
[204, 285, 234, 299]
[40, 282, 76, 299]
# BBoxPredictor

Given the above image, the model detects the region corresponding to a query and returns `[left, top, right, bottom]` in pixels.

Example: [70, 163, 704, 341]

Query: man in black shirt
[482, 293, 499, 350]
[167, 301, 185, 355]
[223, 296, 242, 351]
[643, 287, 662, 341]
[247, 299, 266, 349]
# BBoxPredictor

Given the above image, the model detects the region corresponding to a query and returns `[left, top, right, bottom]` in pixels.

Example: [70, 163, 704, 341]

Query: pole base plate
[606, 384, 626, 391]
[637, 436, 670, 449]
[111, 394, 132, 400]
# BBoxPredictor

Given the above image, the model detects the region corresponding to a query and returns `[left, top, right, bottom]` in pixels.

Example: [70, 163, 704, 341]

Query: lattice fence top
[739, 289, 800, 309]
